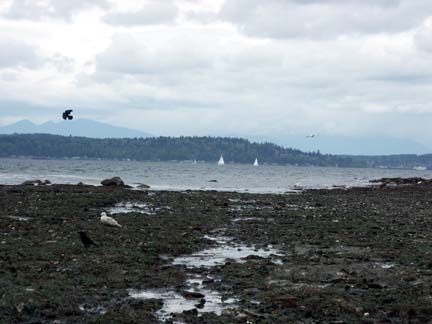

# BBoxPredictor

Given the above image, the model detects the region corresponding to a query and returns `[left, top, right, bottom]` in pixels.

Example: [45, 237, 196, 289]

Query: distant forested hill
[0, 133, 364, 167]
[0, 134, 430, 169]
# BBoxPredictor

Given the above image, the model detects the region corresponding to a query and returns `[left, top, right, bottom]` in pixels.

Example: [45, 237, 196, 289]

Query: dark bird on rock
[62, 109, 73, 120]
[78, 231, 97, 248]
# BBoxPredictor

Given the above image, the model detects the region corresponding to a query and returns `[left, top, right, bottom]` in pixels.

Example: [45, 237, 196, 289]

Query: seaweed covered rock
[21, 179, 51, 186]
[136, 183, 151, 189]
[21, 180, 42, 186]
[101, 177, 125, 187]
[370, 177, 432, 187]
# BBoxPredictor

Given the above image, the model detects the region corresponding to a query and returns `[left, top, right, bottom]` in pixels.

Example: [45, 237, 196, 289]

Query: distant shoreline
[0, 156, 429, 172]
[1, 133, 431, 169]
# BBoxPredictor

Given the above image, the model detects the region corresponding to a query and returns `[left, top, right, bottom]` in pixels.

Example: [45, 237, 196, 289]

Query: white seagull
[100, 212, 122, 228]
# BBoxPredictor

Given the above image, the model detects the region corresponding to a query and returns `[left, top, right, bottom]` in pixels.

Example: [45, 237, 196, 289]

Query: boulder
[101, 177, 125, 187]
[370, 177, 432, 187]
[182, 291, 205, 299]
[21, 180, 43, 186]
[271, 296, 299, 308]
[183, 308, 198, 316]
[136, 183, 151, 189]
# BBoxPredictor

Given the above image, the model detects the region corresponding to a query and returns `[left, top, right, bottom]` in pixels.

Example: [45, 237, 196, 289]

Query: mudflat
[1, 183, 432, 323]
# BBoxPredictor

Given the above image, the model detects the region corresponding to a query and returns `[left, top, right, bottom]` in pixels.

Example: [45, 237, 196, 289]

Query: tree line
[0, 133, 429, 169]
[0, 134, 363, 167]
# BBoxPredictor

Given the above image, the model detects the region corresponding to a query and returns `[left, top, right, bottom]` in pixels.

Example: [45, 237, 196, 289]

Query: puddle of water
[107, 202, 152, 215]
[229, 205, 272, 212]
[79, 304, 107, 315]
[286, 204, 317, 211]
[107, 201, 170, 215]
[173, 236, 283, 268]
[332, 245, 368, 255]
[227, 199, 276, 212]
[129, 276, 238, 321]
[291, 283, 330, 290]
[6, 216, 32, 221]
[203, 235, 233, 244]
[272, 259, 284, 265]
[375, 262, 396, 269]
[233, 217, 262, 222]
[132, 230, 284, 321]
[228, 199, 256, 204]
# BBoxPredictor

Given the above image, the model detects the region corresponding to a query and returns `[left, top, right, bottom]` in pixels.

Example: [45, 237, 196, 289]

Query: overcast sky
[1, 0, 432, 145]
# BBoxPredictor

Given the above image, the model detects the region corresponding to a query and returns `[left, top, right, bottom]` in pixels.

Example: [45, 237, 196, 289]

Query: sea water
[0, 158, 431, 193]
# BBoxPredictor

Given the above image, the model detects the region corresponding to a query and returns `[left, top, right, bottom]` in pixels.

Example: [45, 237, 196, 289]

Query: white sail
[253, 158, 259, 166]
[218, 155, 225, 165]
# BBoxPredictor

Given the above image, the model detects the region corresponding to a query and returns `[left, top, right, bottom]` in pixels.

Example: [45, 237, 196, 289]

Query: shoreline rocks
[101, 176, 127, 187]
[21, 179, 51, 186]
[370, 177, 432, 187]
[136, 183, 151, 190]
[3, 182, 432, 323]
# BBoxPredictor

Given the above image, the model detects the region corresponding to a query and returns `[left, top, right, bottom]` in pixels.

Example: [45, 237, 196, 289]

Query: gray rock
[101, 177, 125, 187]
[182, 291, 205, 299]
[21, 180, 43, 186]
[136, 183, 151, 189]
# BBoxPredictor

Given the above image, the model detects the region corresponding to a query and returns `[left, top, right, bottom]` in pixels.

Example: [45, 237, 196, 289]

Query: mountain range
[0, 119, 151, 138]
[248, 135, 431, 156]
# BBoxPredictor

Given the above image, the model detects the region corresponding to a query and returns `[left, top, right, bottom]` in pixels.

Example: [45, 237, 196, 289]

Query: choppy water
[0, 158, 431, 193]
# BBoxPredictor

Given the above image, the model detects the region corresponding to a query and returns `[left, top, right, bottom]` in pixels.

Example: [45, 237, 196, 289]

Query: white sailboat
[193, 160, 197, 164]
[218, 155, 225, 165]
[253, 158, 259, 166]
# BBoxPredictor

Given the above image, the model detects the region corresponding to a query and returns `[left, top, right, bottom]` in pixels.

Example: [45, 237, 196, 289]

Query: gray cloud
[1, 0, 432, 147]
[0, 39, 41, 68]
[287, 0, 400, 7]
[103, 2, 178, 26]
[415, 20, 432, 52]
[219, 0, 432, 39]
[95, 33, 213, 76]
[83, 25, 432, 143]
[47, 54, 75, 73]
[4, 0, 110, 20]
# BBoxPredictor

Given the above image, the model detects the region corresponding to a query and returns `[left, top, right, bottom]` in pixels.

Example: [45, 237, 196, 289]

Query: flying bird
[100, 212, 122, 228]
[306, 134, 316, 138]
[62, 109, 73, 120]
[78, 231, 98, 248]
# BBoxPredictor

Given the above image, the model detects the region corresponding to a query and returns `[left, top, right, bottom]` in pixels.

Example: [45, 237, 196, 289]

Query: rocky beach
[1, 180, 432, 323]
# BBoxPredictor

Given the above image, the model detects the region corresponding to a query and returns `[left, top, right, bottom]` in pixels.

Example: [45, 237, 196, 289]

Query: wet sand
[1, 183, 432, 323]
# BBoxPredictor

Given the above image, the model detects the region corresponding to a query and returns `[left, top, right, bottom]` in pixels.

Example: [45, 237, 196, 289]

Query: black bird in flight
[62, 109, 73, 120]
[78, 231, 98, 248]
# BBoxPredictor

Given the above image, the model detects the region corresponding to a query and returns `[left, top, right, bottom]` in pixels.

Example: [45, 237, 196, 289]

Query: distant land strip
[0, 133, 430, 169]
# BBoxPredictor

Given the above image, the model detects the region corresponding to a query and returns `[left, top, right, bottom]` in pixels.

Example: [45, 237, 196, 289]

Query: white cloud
[103, 1, 178, 26]
[219, 0, 432, 39]
[0, 38, 41, 68]
[414, 17, 432, 52]
[2, 0, 110, 21]
[95, 32, 214, 75]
